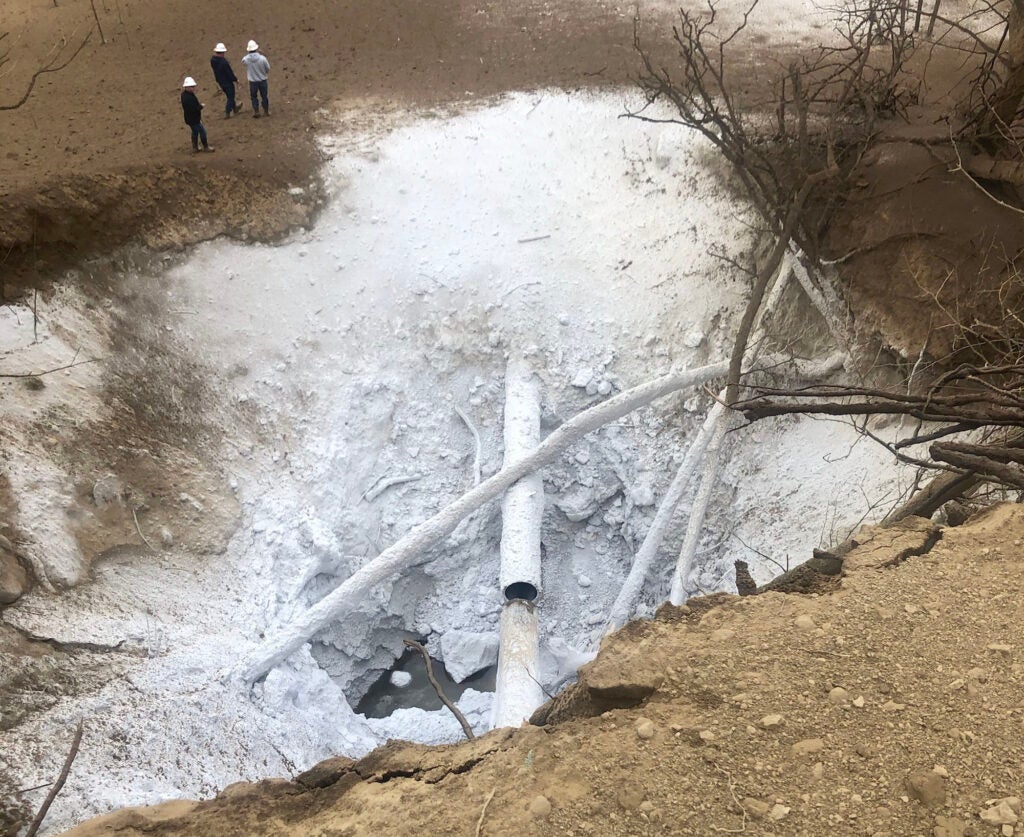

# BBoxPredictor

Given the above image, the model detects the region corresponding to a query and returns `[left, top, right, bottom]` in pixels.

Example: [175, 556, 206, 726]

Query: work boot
[192, 145, 200, 154]
[253, 110, 260, 119]
[234, 105, 242, 114]
[262, 107, 270, 117]
[204, 146, 215, 153]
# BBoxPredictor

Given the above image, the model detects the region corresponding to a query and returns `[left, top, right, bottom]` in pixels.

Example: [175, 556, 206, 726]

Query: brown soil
[0, 0, 666, 288]
[60, 505, 1024, 837]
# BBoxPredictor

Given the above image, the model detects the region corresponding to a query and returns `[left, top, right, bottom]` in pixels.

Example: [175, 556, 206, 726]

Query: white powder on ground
[1, 87, 912, 834]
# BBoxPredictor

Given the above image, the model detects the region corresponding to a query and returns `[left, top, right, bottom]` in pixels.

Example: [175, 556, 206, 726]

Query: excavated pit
[0, 90, 916, 834]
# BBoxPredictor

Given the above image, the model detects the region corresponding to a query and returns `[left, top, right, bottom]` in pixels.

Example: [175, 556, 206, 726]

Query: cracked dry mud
[60, 504, 1024, 837]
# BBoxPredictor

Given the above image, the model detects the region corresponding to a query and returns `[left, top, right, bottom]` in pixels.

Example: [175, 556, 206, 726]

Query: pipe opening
[503, 581, 538, 602]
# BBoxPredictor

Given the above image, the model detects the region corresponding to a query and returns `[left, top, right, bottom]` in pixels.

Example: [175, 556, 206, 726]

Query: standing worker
[210, 43, 241, 118]
[241, 40, 270, 118]
[180, 77, 213, 153]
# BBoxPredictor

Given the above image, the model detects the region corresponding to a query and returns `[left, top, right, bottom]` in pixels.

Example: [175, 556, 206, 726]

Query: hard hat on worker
[182, 77, 196, 88]
[247, 40, 259, 52]
[214, 43, 227, 53]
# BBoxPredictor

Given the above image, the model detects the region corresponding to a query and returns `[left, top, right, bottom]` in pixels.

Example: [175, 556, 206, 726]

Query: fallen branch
[362, 473, 422, 502]
[0, 30, 92, 111]
[235, 358, 729, 683]
[669, 412, 730, 604]
[25, 720, 83, 837]
[132, 507, 156, 552]
[454, 405, 482, 486]
[403, 639, 475, 740]
[0, 357, 101, 378]
[475, 787, 497, 837]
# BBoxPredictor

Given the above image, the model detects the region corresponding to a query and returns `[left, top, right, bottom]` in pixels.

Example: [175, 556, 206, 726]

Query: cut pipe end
[503, 581, 538, 602]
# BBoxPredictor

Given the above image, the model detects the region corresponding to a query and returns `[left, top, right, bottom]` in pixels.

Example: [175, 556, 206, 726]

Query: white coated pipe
[492, 356, 545, 727]
[492, 600, 544, 728]
[498, 357, 544, 596]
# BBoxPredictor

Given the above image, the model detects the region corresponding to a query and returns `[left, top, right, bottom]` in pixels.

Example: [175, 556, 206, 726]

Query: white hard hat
[182, 77, 196, 88]
[246, 40, 258, 52]
[214, 43, 227, 53]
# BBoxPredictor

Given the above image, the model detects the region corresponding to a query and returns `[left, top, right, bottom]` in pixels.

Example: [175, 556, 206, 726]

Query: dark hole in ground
[355, 647, 497, 719]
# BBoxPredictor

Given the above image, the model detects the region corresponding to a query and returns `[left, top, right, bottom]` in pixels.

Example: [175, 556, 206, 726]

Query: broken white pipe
[235, 358, 730, 684]
[668, 412, 731, 604]
[601, 399, 727, 635]
[492, 356, 545, 727]
[600, 254, 799, 635]
[493, 600, 542, 727]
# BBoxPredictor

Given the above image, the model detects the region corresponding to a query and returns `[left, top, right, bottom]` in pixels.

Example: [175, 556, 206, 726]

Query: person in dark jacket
[210, 43, 241, 118]
[180, 78, 213, 153]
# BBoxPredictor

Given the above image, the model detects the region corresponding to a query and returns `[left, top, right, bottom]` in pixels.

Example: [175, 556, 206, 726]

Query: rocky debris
[743, 798, 771, 819]
[979, 798, 1020, 827]
[635, 717, 655, 739]
[770, 803, 791, 821]
[905, 768, 946, 808]
[390, 671, 412, 688]
[439, 630, 498, 683]
[828, 686, 850, 704]
[93, 474, 125, 507]
[734, 560, 757, 596]
[527, 795, 552, 818]
[933, 815, 968, 837]
[759, 714, 784, 729]
[0, 548, 28, 605]
[791, 738, 825, 757]
[295, 757, 358, 790]
[616, 782, 646, 811]
[794, 614, 816, 630]
[551, 476, 621, 522]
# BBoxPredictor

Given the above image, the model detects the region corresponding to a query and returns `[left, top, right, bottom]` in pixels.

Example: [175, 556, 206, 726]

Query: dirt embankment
[58, 504, 1024, 837]
[0, 0, 659, 289]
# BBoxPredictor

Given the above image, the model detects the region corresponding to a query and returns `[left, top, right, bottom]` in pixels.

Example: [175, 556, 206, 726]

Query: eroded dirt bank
[0, 0, 677, 286]
[60, 506, 1024, 837]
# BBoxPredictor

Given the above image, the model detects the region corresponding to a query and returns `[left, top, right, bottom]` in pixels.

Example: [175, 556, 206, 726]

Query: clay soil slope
[63, 506, 1024, 837]
[0, 0, 660, 283]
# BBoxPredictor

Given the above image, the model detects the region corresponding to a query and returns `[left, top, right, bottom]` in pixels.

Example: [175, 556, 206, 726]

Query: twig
[132, 507, 156, 552]
[501, 280, 541, 299]
[25, 720, 84, 837]
[89, 0, 106, 44]
[524, 666, 554, 700]
[362, 473, 423, 502]
[0, 30, 92, 111]
[402, 639, 475, 740]
[516, 235, 551, 244]
[475, 787, 497, 837]
[15, 782, 53, 796]
[708, 761, 748, 833]
[454, 406, 482, 486]
[948, 127, 1024, 218]
[0, 357, 101, 378]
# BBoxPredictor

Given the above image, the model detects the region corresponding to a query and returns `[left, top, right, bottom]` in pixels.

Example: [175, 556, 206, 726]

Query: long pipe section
[491, 356, 545, 728]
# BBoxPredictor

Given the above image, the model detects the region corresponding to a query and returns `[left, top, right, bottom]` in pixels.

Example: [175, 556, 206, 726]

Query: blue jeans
[249, 79, 268, 113]
[189, 122, 208, 149]
[220, 82, 236, 115]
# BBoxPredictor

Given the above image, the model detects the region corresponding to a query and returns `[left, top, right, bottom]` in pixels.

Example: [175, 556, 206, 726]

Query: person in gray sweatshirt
[241, 40, 271, 118]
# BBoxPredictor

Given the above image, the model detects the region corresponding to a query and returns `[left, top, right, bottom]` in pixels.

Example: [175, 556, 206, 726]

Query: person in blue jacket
[180, 78, 213, 153]
[210, 43, 241, 118]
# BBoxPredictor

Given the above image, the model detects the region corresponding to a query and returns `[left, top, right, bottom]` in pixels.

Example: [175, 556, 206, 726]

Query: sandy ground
[0, 0, 840, 285]
[59, 505, 1024, 837]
